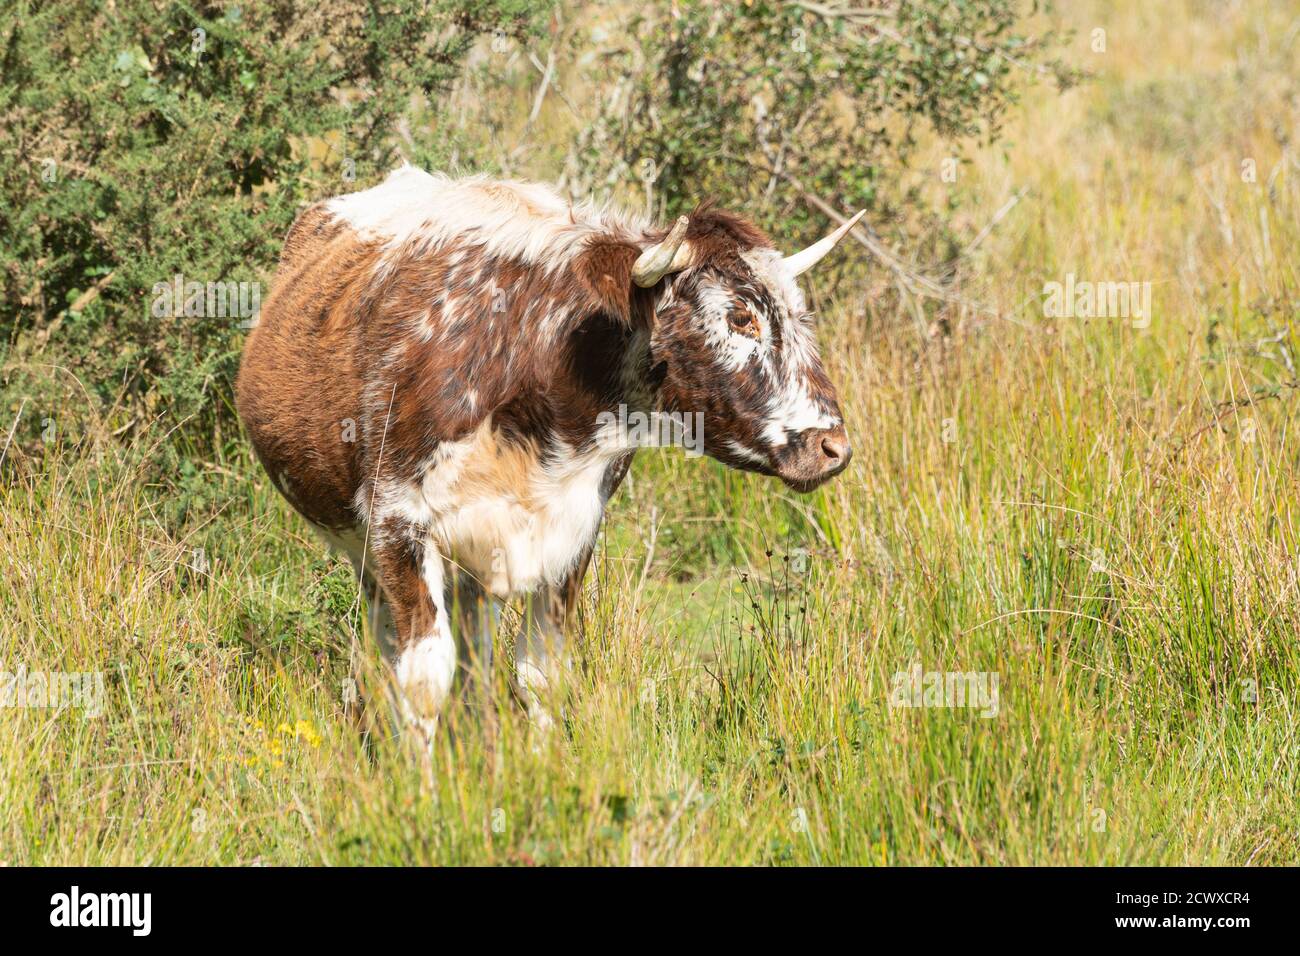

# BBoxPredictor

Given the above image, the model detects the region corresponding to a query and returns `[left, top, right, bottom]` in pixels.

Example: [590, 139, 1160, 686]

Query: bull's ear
[574, 239, 652, 326]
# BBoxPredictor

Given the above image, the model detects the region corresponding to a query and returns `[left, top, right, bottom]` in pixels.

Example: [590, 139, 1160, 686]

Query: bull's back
[236, 204, 369, 531]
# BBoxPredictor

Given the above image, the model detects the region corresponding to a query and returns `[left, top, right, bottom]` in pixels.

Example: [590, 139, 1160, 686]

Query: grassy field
[3, 0, 1300, 865]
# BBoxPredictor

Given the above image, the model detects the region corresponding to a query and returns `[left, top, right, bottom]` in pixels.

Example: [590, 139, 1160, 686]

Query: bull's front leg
[516, 456, 630, 731]
[515, 544, 594, 733]
[371, 519, 457, 744]
[448, 567, 498, 713]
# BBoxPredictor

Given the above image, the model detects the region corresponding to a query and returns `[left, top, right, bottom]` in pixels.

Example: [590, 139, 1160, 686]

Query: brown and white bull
[236, 165, 859, 737]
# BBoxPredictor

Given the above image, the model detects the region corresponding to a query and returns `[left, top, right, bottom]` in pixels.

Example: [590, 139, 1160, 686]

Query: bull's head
[632, 206, 863, 493]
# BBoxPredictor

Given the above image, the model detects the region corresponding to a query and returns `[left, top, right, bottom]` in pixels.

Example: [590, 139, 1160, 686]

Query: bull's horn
[632, 216, 694, 287]
[781, 209, 867, 277]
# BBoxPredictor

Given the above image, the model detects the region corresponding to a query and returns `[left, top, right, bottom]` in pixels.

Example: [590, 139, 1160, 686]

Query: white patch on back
[325, 165, 648, 275]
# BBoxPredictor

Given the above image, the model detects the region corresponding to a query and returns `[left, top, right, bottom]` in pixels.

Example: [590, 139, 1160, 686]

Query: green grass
[3, 0, 1300, 864]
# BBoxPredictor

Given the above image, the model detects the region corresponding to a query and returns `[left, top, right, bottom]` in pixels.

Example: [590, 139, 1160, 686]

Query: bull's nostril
[821, 437, 851, 466]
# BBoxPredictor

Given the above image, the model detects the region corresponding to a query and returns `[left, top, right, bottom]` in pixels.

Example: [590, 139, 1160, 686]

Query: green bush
[570, 0, 1076, 280]
[0, 0, 553, 453]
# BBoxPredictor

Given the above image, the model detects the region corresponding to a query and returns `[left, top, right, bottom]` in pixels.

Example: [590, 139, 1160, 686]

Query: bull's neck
[548, 320, 667, 454]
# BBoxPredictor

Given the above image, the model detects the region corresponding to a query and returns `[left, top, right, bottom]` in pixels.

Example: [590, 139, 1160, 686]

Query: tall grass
[3, 0, 1299, 864]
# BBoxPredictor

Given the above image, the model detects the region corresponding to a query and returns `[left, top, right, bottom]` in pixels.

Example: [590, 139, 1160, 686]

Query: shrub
[567, 1, 1077, 286]
[0, 0, 553, 453]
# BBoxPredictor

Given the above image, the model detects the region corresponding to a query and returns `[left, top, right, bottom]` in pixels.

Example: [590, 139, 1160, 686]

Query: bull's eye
[728, 306, 761, 339]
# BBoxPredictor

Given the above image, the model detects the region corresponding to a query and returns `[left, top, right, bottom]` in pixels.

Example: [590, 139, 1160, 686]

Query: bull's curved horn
[632, 216, 694, 287]
[781, 209, 867, 277]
